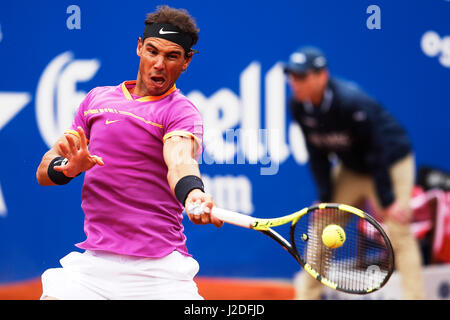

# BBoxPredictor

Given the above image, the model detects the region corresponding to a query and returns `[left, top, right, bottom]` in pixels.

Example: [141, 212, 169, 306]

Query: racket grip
[186, 203, 255, 228]
[211, 207, 255, 229]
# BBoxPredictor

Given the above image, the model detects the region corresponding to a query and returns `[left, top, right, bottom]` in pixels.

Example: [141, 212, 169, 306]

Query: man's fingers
[185, 201, 222, 227]
[65, 134, 77, 153]
[59, 141, 71, 159]
[201, 212, 210, 224]
[90, 155, 105, 166]
[188, 211, 217, 226]
[187, 213, 202, 225]
[207, 205, 224, 227]
[211, 215, 224, 228]
[52, 164, 67, 172]
[77, 126, 88, 150]
[184, 192, 221, 227]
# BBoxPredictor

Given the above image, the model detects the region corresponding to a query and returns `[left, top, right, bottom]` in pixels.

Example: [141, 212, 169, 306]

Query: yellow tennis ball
[322, 224, 346, 249]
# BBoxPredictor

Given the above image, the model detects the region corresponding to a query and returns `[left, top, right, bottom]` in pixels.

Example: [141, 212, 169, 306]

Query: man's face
[287, 69, 328, 103]
[136, 37, 192, 96]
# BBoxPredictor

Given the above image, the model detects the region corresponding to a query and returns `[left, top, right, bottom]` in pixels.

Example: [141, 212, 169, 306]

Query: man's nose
[153, 55, 165, 70]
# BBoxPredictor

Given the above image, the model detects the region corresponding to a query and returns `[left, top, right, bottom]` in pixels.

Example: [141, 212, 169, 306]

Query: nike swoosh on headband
[159, 28, 179, 35]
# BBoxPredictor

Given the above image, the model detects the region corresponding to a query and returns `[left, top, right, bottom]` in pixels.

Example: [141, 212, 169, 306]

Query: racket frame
[289, 203, 395, 294]
[201, 203, 395, 294]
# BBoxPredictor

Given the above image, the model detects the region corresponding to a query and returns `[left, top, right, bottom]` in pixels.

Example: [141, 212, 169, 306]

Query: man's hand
[185, 189, 223, 228]
[54, 126, 104, 177]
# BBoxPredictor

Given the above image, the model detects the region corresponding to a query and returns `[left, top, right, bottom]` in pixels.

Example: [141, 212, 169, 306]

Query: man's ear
[322, 68, 330, 81]
[137, 37, 143, 57]
[182, 52, 193, 72]
[318, 68, 329, 87]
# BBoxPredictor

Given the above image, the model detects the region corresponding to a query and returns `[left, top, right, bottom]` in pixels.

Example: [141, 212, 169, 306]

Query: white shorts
[40, 250, 203, 300]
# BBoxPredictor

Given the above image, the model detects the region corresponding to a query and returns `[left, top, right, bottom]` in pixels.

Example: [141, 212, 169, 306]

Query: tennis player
[284, 47, 425, 300]
[35, 5, 222, 300]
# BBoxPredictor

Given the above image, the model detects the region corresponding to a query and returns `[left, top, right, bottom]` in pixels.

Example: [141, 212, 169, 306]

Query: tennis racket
[188, 202, 395, 295]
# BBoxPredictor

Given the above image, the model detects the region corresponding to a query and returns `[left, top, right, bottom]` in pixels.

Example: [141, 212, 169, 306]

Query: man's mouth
[150, 75, 166, 86]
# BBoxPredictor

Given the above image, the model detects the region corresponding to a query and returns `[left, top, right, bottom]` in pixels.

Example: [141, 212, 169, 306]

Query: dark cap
[283, 46, 328, 75]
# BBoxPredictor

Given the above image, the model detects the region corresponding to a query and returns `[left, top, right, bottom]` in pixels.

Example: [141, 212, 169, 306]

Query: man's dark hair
[145, 5, 199, 48]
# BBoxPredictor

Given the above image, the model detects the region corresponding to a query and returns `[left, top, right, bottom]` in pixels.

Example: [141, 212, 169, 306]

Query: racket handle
[186, 203, 255, 229]
[211, 207, 255, 229]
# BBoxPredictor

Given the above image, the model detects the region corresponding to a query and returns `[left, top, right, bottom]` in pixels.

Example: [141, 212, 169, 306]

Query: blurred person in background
[284, 46, 425, 300]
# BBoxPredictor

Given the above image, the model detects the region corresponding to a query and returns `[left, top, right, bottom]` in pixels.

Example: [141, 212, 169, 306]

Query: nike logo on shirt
[105, 119, 120, 125]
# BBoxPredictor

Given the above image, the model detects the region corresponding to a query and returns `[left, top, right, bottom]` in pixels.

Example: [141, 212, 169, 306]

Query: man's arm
[349, 100, 395, 209]
[163, 135, 222, 227]
[349, 98, 411, 223]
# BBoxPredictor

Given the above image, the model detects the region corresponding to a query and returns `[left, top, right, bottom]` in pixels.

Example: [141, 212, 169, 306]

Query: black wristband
[47, 157, 74, 185]
[174, 175, 204, 207]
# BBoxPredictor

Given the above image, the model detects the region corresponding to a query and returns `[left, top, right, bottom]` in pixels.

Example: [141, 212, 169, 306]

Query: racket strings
[292, 207, 392, 293]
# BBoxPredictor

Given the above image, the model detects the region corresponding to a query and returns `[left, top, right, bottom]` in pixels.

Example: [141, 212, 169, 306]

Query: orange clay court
[0, 277, 295, 300]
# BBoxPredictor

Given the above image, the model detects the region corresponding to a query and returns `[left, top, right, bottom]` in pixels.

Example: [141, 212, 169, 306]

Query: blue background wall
[0, 0, 449, 283]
